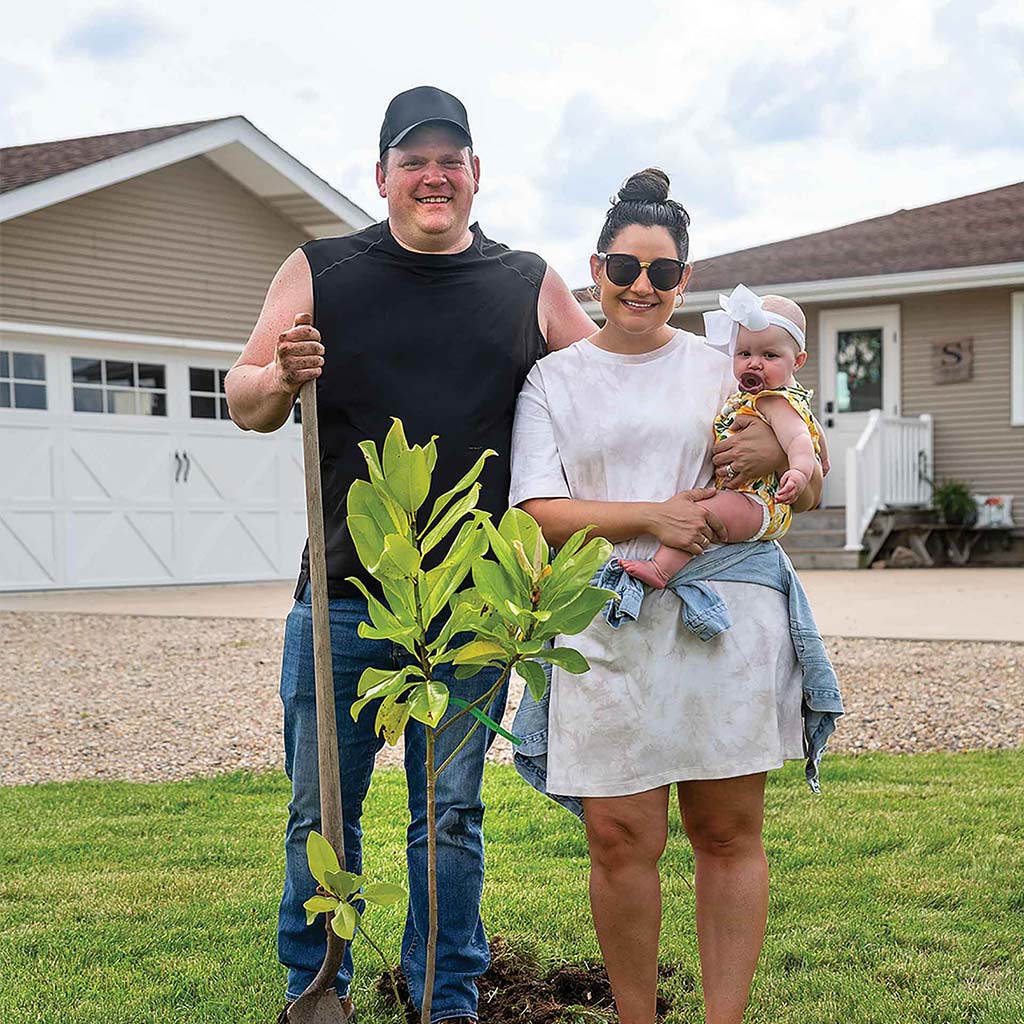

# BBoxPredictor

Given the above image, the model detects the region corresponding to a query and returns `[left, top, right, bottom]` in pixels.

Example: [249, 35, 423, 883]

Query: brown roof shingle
[0, 118, 232, 194]
[688, 181, 1024, 293]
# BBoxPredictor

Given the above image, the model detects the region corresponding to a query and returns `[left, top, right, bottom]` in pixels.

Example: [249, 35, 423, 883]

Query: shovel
[287, 335, 350, 1024]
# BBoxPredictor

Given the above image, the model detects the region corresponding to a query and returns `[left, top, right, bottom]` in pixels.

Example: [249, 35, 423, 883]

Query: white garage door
[0, 335, 308, 591]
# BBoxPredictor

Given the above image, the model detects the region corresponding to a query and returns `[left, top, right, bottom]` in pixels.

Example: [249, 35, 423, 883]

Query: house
[581, 182, 1024, 567]
[0, 117, 372, 591]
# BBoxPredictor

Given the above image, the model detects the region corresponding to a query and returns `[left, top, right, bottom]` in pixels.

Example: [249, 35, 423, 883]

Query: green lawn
[2, 753, 1022, 1024]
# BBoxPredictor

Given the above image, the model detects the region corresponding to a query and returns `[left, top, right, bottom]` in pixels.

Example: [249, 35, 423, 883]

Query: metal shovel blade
[286, 986, 347, 1024]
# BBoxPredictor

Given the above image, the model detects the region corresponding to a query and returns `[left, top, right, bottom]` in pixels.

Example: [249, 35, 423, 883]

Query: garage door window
[72, 358, 167, 415]
[189, 367, 231, 419]
[0, 350, 47, 410]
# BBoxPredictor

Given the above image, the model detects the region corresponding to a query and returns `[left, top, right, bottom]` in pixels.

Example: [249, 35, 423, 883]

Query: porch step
[779, 507, 864, 568]
[783, 547, 864, 570]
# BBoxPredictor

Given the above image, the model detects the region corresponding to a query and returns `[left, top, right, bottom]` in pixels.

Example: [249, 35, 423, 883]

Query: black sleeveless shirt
[296, 220, 548, 599]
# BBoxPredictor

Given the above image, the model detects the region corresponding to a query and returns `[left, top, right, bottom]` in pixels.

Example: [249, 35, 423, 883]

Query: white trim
[581, 260, 1024, 319]
[1012, 291, 1024, 427]
[0, 117, 373, 230]
[0, 320, 242, 354]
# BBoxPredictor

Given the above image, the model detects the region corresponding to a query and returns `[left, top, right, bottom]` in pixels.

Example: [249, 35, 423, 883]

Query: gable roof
[576, 180, 1024, 313]
[1, 119, 224, 194]
[688, 180, 1024, 294]
[0, 116, 373, 236]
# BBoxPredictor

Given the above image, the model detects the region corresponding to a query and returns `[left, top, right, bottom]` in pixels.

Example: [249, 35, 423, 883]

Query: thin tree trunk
[422, 730, 438, 1024]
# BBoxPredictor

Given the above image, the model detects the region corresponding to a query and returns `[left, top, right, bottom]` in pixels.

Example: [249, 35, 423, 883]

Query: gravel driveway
[2, 611, 1022, 786]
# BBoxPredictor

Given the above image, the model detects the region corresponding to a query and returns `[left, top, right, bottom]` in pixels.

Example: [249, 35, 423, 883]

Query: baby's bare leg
[620, 492, 767, 589]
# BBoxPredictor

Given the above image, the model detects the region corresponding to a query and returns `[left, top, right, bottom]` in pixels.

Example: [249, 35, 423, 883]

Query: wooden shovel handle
[299, 377, 345, 861]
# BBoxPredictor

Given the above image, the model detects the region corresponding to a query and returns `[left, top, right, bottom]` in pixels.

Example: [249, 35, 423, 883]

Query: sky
[3, 0, 1023, 287]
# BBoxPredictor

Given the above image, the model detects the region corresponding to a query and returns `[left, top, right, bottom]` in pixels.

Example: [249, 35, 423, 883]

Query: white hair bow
[703, 283, 805, 355]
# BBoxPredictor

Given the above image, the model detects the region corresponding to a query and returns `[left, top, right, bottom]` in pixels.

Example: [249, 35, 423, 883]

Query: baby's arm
[757, 397, 817, 505]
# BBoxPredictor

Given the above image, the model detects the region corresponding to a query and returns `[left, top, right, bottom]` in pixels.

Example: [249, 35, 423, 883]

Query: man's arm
[224, 248, 323, 432]
[537, 265, 598, 351]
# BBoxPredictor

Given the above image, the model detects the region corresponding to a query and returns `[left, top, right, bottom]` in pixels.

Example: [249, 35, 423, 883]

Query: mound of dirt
[377, 936, 674, 1024]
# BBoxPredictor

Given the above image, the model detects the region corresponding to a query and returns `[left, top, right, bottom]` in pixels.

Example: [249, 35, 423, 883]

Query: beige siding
[0, 156, 308, 342]
[900, 288, 1023, 525]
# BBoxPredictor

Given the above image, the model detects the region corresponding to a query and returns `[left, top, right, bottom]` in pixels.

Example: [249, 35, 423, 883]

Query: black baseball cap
[379, 86, 472, 158]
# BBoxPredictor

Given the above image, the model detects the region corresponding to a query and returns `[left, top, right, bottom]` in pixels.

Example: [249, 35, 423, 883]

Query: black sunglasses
[597, 252, 687, 292]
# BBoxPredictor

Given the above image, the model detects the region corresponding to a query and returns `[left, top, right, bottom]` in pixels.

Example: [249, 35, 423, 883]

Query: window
[1013, 292, 1024, 427]
[72, 358, 166, 415]
[189, 367, 231, 420]
[293, 396, 302, 424]
[0, 350, 47, 410]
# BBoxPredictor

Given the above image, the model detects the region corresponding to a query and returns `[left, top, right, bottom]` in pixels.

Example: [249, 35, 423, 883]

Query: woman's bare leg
[676, 773, 768, 1024]
[583, 788, 670, 1024]
[620, 491, 767, 589]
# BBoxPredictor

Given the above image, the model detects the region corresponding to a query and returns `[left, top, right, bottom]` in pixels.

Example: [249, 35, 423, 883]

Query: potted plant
[932, 479, 978, 526]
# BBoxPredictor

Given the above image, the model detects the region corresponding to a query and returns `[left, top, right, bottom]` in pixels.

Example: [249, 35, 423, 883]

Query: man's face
[376, 125, 480, 248]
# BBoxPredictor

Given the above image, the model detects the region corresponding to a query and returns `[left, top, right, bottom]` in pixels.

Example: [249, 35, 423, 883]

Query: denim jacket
[512, 541, 845, 820]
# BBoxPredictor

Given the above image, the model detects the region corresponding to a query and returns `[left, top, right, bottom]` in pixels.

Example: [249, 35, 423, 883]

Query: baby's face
[733, 325, 805, 391]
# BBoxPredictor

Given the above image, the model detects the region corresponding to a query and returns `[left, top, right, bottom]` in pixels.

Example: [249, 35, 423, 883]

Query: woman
[509, 169, 834, 1024]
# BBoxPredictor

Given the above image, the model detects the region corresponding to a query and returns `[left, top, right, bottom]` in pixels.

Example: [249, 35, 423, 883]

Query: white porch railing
[845, 412, 934, 551]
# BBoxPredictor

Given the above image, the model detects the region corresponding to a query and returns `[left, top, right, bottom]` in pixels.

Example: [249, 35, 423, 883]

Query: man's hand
[776, 468, 809, 505]
[713, 416, 785, 489]
[647, 488, 728, 555]
[275, 313, 324, 395]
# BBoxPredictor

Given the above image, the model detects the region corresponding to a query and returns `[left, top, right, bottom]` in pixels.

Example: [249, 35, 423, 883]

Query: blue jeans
[278, 588, 507, 1021]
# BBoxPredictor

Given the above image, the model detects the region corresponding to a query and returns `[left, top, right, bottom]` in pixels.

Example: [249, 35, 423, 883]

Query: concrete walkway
[2, 569, 1021, 642]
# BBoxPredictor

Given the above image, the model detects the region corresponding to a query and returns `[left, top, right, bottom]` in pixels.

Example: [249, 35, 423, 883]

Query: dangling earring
[590, 284, 602, 302]
[674, 292, 683, 308]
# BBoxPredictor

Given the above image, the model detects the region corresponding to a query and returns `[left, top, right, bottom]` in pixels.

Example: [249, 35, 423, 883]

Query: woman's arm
[520, 488, 726, 555]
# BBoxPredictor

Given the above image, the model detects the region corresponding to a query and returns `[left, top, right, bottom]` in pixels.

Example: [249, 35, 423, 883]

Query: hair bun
[616, 168, 671, 204]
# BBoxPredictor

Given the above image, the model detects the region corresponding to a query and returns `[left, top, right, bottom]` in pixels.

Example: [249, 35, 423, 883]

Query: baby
[620, 284, 820, 589]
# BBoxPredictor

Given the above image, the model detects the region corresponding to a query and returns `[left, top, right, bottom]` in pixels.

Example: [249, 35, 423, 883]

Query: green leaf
[376, 694, 412, 745]
[325, 869, 363, 898]
[347, 514, 386, 572]
[454, 663, 486, 680]
[541, 587, 616, 637]
[419, 484, 482, 557]
[407, 681, 450, 727]
[381, 418, 410, 477]
[372, 533, 421, 579]
[472, 558, 524, 609]
[421, 521, 488, 626]
[358, 439, 386, 487]
[306, 831, 341, 888]
[517, 660, 549, 701]
[350, 665, 422, 721]
[423, 449, 496, 532]
[355, 621, 419, 657]
[348, 478, 407, 542]
[380, 577, 418, 625]
[497, 508, 546, 572]
[451, 639, 506, 665]
[344, 576, 415, 654]
[538, 537, 614, 611]
[480, 517, 529, 595]
[303, 894, 339, 925]
[538, 646, 591, 674]
[330, 900, 360, 940]
[550, 525, 594, 570]
[360, 882, 407, 906]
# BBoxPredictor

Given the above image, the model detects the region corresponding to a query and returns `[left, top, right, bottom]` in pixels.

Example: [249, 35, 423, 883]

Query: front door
[818, 305, 901, 506]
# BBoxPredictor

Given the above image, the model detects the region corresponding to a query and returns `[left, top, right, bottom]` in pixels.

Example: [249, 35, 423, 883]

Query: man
[226, 86, 793, 1023]
[227, 86, 593, 1024]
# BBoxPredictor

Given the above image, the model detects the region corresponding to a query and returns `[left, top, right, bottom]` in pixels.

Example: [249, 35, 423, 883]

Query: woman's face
[590, 224, 690, 335]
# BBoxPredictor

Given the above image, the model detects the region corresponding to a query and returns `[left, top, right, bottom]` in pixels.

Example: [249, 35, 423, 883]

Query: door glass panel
[191, 395, 216, 419]
[219, 397, 230, 420]
[73, 387, 104, 413]
[0, 382, 9, 407]
[106, 361, 135, 386]
[138, 392, 167, 416]
[107, 389, 138, 414]
[190, 368, 215, 392]
[72, 358, 102, 383]
[13, 353, 45, 380]
[836, 329, 883, 413]
[138, 364, 165, 389]
[0, 352, 7, 377]
[14, 383, 47, 409]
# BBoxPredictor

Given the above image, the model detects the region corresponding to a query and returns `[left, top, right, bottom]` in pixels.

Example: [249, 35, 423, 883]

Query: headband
[703, 283, 806, 355]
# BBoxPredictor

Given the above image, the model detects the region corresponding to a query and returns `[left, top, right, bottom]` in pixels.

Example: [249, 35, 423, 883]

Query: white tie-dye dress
[509, 330, 805, 798]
